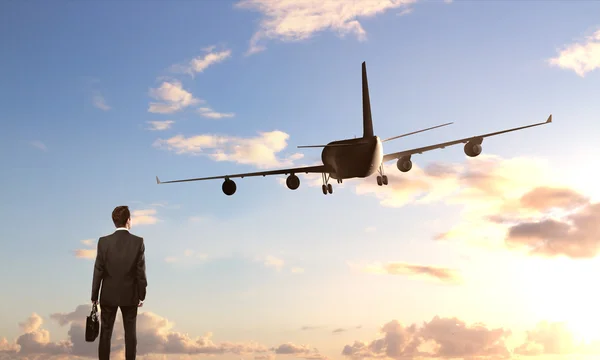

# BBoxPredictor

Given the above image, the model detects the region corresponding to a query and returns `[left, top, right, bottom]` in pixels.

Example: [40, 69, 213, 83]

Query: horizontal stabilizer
[382, 122, 453, 143]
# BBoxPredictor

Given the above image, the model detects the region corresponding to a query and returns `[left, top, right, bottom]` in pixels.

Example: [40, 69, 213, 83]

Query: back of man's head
[112, 205, 131, 228]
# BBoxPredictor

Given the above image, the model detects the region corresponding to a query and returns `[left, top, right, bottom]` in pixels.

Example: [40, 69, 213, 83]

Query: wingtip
[547, 114, 552, 123]
[156, 176, 161, 184]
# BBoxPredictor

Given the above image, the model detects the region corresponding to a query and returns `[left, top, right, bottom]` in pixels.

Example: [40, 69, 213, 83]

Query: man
[91, 205, 147, 360]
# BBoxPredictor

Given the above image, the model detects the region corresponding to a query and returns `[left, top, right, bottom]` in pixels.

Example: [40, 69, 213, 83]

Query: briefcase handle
[90, 303, 98, 320]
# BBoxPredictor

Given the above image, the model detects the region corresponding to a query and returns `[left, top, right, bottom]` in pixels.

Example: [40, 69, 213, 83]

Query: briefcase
[85, 303, 99, 342]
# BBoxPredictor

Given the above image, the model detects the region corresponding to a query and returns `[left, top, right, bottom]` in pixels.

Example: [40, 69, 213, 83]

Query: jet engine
[222, 179, 237, 195]
[464, 140, 482, 157]
[396, 156, 413, 172]
[286, 174, 300, 190]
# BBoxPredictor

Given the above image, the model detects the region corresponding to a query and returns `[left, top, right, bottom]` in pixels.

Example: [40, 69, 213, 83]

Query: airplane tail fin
[362, 61, 374, 138]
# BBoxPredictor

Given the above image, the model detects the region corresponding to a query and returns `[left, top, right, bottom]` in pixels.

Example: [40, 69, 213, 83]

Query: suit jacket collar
[115, 227, 129, 232]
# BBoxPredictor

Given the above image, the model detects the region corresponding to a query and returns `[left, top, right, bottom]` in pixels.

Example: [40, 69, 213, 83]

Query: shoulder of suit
[129, 233, 143, 241]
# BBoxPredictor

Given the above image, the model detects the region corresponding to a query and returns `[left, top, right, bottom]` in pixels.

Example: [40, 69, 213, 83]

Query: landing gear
[321, 173, 333, 195]
[376, 164, 388, 186]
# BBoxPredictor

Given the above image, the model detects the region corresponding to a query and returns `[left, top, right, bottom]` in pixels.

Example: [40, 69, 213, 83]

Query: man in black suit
[91, 205, 147, 360]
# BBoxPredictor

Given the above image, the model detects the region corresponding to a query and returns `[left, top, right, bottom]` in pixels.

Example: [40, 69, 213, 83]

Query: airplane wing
[383, 114, 552, 162]
[156, 164, 328, 184]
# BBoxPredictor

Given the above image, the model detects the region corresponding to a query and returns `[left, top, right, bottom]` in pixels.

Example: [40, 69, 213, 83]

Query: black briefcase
[85, 303, 99, 342]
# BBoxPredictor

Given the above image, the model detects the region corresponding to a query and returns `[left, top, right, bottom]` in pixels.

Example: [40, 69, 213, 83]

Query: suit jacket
[91, 229, 147, 306]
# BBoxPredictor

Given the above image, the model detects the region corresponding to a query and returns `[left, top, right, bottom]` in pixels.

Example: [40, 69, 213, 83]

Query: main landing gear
[321, 173, 333, 195]
[376, 164, 388, 186]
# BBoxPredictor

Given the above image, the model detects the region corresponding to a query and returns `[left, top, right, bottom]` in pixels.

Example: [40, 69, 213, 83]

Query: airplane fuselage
[321, 136, 383, 180]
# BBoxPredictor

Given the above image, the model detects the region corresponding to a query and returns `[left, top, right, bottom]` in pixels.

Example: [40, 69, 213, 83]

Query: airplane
[155, 61, 552, 196]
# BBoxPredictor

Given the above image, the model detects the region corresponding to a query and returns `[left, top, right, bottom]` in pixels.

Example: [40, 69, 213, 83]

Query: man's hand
[138, 300, 143, 307]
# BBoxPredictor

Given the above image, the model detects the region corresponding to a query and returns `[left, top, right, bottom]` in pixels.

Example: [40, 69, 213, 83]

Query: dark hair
[112, 206, 130, 228]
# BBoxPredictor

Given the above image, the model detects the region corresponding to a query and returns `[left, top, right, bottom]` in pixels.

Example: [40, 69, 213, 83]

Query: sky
[1, 0, 600, 359]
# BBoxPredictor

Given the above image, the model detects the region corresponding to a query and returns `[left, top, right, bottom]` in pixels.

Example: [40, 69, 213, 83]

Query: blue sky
[2, 1, 600, 359]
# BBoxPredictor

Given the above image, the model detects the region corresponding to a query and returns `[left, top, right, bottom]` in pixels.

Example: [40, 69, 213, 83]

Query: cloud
[355, 261, 461, 284]
[30, 141, 47, 152]
[342, 317, 512, 359]
[235, 0, 416, 55]
[291, 267, 304, 274]
[147, 120, 175, 131]
[74, 249, 96, 260]
[263, 255, 284, 271]
[197, 107, 235, 119]
[3, 305, 600, 359]
[0, 305, 273, 358]
[504, 200, 600, 259]
[301, 326, 325, 331]
[514, 321, 578, 356]
[171, 47, 232, 77]
[131, 208, 159, 225]
[0, 305, 333, 360]
[148, 81, 201, 114]
[73, 239, 97, 260]
[353, 154, 598, 259]
[92, 92, 111, 111]
[548, 29, 600, 77]
[397, 7, 413, 16]
[153, 130, 304, 169]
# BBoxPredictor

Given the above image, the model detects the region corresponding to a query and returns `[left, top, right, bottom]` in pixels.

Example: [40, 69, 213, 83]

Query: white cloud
[197, 107, 235, 119]
[171, 47, 232, 77]
[153, 130, 303, 169]
[3, 304, 600, 359]
[74, 249, 96, 259]
[131, 208, 159, 225]
[397, 7, 413, 16]
[148, 81, 201, 114]
[92, 92, 111, 111]
[147, 120, 175, 131]
[30, 141, 47, 152]
[2, 305, 273, 358]
[264, 255, 284, 271]
[291, 267, 304, 274]
[73, 239, 97, 260]
[352, 154, 600, 259]
[351, 261, 461, 284]
[549, 29, 600, 77]
[235, 0, 416, 55]
[80, 239, 95, 247]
